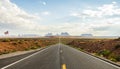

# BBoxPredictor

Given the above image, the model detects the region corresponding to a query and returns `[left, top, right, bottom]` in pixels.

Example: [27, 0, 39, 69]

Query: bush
[115, 56, 120, 61]
[3, 49, 10, 54]
[98, 49, 111, 57]
[12, 42, 17, 45]
[30, 46, 39, 49]
[109, 54, 120, 62]
[115, 37, 120, 41]
[118, 37, 120, 40]
[1, 39, 11, 42]
[17, 40, 22, 44]
[114, 44, 120, 49]
[34, 42, 39, 45]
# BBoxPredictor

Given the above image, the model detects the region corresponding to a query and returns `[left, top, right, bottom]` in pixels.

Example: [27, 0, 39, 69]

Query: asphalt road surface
[0, 49, 43, 68]
[1, 44, 120, 69]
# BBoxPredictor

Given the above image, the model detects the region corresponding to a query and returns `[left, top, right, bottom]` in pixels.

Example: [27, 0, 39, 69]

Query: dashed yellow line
[62, 64, 67, 69]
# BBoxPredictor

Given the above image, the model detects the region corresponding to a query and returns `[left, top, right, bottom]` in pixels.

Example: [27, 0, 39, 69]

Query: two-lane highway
[1, 44, 120, 69]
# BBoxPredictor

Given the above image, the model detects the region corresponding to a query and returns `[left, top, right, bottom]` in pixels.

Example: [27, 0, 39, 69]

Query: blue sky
[0, 0, 120, 36]
[11, 0, 118, 17]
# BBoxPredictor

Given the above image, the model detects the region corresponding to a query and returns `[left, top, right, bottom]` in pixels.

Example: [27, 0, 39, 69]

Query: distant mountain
[81, 34, 93, 37]
[60, 32, 70, 36]
[45, 33, 53, 36]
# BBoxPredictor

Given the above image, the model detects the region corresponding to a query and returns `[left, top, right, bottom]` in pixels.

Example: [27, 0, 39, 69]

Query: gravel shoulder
[0, 48, 44, 59]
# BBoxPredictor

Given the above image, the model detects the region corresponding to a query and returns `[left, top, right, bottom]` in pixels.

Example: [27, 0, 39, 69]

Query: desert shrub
[77, 48, 83, 51]
[109, 54, 117, 62]
[100, 41, 104, 44]
[34, 42, 39, 45]
[30, 46, 39, 49]
[118, 37, 120, 40]
[17, 40, 22, 44]
[0, 53, 2, 55]
[24, 48, 31, 51]
[12, 42, 17, 45]
[3, 49, 10, 54]
[98, 49, 111, 57]
[114, 44, 120, 49]
[115, 37, 120, 41]
[1, 39, 11, 42]
[11, 49, 16, 52]
[115, 56, 120, 61]
[109, 54, 120, 62]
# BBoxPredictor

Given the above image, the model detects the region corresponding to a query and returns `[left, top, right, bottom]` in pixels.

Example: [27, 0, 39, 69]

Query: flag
[4, 31, 9, 35]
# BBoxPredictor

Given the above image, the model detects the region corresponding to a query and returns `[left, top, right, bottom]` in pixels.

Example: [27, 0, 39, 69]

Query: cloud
[0, 0, 54, 35]
[90, 23, 120, 36]
[68, 2, 120, 36]
[91, 24, 111, 31]
[70, 12, 80, 17]
[70, 2, 120, 18]
[0, 0, 120, 36]
[0, 0, 47, 34]
[47, 23, 93, 35]
[41, 21, 120, 36]
[41, 11, 51, 16]
[42, 2, 47, 6]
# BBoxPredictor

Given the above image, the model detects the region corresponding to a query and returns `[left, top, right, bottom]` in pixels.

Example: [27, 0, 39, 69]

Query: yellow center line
[62, 64, 67, 69]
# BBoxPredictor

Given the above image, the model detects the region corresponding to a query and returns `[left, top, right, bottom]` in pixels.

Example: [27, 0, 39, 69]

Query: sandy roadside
[0, 48, 43, 59]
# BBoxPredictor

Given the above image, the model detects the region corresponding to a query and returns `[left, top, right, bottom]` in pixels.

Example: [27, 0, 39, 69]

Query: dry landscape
[0, 37, 120, 63]
[61, 37, 120, 62]
[0, 38, 58, 55]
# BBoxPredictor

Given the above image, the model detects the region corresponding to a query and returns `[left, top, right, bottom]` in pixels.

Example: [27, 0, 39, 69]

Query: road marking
[81, 52, 120, 69]
[93, 56, 120, 69]
[1, 46, 52, 69]
[60, 50, 63, 53]
[64, 45, 120, 69]
[62, 64, 67, 69]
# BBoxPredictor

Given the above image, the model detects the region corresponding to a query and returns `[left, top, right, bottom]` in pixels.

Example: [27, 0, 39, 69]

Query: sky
[0, 0, 120, 36]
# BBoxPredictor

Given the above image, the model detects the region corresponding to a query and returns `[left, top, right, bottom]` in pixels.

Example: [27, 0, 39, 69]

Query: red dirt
[0, 38, 58, 55]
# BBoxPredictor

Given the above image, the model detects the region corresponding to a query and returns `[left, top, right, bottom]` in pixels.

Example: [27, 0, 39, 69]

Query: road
[1, 44, 120, 69]
[0, 49, 43, 68]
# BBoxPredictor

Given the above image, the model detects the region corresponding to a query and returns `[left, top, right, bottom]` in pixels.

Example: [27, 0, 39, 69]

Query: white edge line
[1, 46, 51, 69]
[76, 50, 120, 69]
[65, 45, 120, 69]
[89, 54, 120, 69]
[76, 48, 120, 69]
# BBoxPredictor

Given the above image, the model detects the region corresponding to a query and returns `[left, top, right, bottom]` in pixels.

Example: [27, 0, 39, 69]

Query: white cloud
[42, 2, 47, 6]
[41, 11, 51, 16]
[69, 2, 120, 36]
[55, 22, 120, 36]
[0, 0, 119, 36]
[112, 1, 117, 4]
[70, 12, 80, 17]
[70, 2, 120, 18]
[0, 0, 47, 34]
[0, 0, 54, 35]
